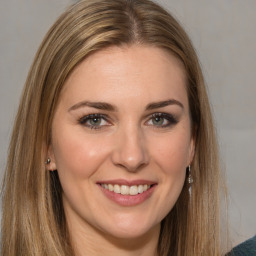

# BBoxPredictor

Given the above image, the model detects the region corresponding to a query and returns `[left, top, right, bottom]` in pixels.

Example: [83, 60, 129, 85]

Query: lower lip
[98, 185, 156, 206]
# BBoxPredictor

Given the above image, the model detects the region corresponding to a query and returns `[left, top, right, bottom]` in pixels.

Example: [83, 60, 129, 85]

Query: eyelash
[78, 114, 110, 130]
[78, 113, 178, 130]
[147, 113, 178, 128]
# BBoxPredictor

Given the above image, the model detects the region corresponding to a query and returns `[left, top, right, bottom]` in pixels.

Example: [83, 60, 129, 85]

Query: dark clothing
[227, 236, 256, 256]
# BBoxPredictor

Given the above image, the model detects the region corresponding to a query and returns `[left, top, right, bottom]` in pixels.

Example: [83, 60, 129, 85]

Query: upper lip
[97, 179, 157, 186]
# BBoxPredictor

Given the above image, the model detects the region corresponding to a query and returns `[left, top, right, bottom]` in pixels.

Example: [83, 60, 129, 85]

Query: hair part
[1, 0, 225, 255]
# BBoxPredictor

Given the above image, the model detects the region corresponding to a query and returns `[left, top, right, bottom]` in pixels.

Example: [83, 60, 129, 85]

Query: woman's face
[48, 45, 195, 240]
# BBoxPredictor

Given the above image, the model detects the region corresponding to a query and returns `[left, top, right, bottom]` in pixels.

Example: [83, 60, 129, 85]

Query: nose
[111, 126, 149, 172]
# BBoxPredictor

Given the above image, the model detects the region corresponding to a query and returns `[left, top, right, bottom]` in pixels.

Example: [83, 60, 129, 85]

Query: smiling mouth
[100, 184, 153, 196]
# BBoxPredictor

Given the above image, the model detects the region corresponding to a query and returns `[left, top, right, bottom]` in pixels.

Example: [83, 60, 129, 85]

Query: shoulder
[227, 236, 256, 256]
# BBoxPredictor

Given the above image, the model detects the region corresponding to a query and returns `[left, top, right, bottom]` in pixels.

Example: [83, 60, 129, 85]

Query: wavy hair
[1, 0, 225, 255]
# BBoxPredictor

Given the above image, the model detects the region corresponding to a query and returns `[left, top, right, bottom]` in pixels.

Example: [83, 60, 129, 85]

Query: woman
[1, 0, 226, 255]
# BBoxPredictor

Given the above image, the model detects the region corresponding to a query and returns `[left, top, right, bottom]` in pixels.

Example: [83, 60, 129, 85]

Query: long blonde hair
[1, 0, 225, 255]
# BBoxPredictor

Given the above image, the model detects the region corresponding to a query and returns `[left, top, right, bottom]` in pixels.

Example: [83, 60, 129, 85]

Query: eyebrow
[68, 101, 117, 112]
[145, 99, 184, 110]
[68, 99, 183, 112]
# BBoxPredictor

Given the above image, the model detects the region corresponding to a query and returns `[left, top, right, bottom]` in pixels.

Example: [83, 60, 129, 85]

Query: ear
[45, 144, 57, 171]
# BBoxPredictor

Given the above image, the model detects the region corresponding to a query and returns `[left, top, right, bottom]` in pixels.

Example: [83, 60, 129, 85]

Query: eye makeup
[146, 112, 178, 128]
[78, 113, 111, 129]
[77, 111, 179, 131]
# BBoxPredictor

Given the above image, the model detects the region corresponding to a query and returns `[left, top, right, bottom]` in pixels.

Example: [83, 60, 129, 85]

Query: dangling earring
[187, 165, 193, 184]
[187, 165, 193, 197]
[45, 158, 51, 165]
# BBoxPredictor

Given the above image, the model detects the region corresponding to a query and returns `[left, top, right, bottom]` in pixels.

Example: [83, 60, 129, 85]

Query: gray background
[0, 0, 255, 247]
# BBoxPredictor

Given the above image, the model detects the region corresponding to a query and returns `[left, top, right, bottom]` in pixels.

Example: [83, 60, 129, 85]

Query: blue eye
[147, 113, 178, 128]
[79, 114, 109, 129]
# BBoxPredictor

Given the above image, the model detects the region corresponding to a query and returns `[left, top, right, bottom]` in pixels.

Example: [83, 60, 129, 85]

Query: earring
[187, 165, 193, 184]
[45, 158, 51, 165]
[187, 165, 193, 197]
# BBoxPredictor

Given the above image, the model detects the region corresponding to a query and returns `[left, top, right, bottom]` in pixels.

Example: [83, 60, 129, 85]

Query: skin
[48, 45, 195, 256]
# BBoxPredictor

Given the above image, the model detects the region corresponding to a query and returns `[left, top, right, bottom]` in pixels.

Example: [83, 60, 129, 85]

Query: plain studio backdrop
[0, 0, 255, 247]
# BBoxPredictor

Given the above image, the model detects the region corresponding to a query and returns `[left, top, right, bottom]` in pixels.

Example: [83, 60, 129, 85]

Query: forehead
[60, 45, 188, 109]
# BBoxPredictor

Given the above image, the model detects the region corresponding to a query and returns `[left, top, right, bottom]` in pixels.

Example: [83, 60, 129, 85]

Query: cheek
[150, 132, 191, 175]
[52, 127, 111, 178]
[145, 130, 191, 222]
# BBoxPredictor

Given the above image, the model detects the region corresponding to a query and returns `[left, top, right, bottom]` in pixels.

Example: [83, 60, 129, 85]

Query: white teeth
[101, 183, 152, 195]
[138, 185, 144, 194]
[114, 184, 121, 194]
[108, 184, 114, 191]
[129, 185, 138, 195]
[121, 185, 129, 195]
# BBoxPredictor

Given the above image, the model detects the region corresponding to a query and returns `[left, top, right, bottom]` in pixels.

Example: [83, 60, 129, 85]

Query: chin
[98, 216, 160, 240]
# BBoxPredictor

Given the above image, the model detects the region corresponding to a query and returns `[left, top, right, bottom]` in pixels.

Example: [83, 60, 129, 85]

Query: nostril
[124, 160, 148, 172]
